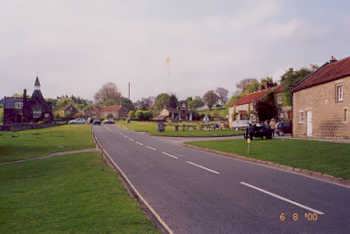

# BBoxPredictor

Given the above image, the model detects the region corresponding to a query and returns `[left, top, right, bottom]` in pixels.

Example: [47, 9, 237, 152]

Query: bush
[135, 110, 153, 121]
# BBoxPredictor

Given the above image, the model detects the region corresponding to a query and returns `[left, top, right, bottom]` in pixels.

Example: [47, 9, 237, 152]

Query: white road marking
[129, 138, 135, 142]
[161, 152, 178, 159]
[240, 182, 325, 215]
[136, 141, 144, 146]
[146, 146, 157, 151]
[186, 161, 220, 175]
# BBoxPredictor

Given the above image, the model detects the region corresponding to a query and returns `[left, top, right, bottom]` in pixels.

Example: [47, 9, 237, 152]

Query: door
[306, 111, 312, 137]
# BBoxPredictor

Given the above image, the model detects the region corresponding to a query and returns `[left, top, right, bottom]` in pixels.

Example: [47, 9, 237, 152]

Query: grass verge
[186, 139, 350, 179]
[117, 120, 243, 137]
[0, 125, 94, 163]
[0, 152, 159, 233]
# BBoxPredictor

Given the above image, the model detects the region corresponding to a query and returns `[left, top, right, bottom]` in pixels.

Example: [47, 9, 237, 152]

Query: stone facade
[293, 76, 350, 138]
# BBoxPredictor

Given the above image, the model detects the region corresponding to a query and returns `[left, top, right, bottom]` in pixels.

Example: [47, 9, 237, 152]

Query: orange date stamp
[280, 212, 318, 222]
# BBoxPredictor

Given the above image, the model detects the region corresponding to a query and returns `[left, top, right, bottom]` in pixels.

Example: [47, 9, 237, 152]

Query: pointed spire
[34, 76, 41, 90]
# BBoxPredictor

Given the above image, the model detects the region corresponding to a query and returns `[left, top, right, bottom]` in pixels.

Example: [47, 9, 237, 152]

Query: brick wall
[293, 76, 350, 138]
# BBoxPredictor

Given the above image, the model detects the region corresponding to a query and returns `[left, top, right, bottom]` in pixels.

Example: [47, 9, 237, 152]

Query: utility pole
[128, 82, 131, 100]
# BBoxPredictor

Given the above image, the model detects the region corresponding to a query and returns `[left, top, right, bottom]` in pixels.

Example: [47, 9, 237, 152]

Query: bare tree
[94, 82, 122, 106]
[203, 90, 219, 110]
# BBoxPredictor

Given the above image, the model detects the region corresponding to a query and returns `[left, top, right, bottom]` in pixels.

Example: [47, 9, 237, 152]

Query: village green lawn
[117, 120, 243, 137]
[0, 125, 159, 233]
[0, 125, 94, 163]
[0, 152, 159, 233]
[187, 139, 350, 179]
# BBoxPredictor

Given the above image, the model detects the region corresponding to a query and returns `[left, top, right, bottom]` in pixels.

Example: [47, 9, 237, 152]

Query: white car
[68, 118, 86, 124]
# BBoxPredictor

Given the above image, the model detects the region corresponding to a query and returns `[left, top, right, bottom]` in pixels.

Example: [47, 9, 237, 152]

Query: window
[336, 84, 344, 102]
[345, 108, 349, 122]
[299, 111, 304, 123]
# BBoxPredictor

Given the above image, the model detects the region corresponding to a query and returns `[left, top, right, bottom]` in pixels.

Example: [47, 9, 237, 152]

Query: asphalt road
[93, 125, 350, 234]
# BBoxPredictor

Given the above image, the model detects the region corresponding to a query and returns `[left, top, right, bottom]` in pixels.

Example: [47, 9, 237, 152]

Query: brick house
[98, 105, 128, 119]
[228, 86, 291, 128]
[3, 77, 53, 125]
[293, 56, 350, 138]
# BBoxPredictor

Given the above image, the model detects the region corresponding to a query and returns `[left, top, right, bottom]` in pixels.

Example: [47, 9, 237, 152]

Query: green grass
[117, 120, 243, 137]
[187, 139, 350, 179]
[0, 152, 159, 233]
[0, 125, 94, 163]
[197, 107, 228, 118]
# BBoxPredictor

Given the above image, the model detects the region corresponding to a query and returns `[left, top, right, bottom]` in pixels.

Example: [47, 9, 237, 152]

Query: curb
[184, 144, 350, 189]
[92, 129, 173, 234]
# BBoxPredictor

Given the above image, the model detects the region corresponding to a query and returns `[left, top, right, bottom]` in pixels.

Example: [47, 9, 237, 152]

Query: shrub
[128, 110, 136, 119]
[135, 110, 153, 121]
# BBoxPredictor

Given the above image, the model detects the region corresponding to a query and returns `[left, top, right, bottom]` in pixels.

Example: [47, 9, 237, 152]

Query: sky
[1, 0, 350, 101]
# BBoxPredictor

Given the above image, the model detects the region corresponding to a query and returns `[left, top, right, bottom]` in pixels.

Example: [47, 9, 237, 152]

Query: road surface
[93, 125, 350, 234]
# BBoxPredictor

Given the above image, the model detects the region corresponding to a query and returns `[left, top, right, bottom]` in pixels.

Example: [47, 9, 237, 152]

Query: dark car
[276, 121, 292, 136]
[92, 119, 101, 125]
[244, 124, 273, 140]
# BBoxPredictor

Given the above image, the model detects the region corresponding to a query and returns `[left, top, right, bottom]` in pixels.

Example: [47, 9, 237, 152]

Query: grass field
[0, 125, 94, 163]
[197, 107, 228, 118]
[187, 139, 350, 179]
[0, 125, 159, 233]
[0, 152, 158, 233]
[117, 120, 243, 137]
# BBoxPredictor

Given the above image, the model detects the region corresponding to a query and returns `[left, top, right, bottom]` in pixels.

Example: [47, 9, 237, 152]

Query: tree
[168, 94, 178, 109]
[94, 82, 122, 106]
[203, 90, 219, 110]
[215, 87, 229, 104]
[260, 76, 277, 90]
[280, 67, 314, 105]
[225, 95, 241, 108]
[135, 97, 154, 110]
[121, 97, 135, 112]
[255, 92, 278, 121]
[236, 79, 258, 92]
[186, 96, 204, 110]
[154, 93, 170, 111]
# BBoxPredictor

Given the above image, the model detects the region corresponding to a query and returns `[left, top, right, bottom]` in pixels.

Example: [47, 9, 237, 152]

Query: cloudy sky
[1, 0, 350, 101]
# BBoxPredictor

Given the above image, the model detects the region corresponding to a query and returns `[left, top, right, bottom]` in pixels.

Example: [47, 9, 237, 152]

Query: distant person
[269, 118, 276, 136]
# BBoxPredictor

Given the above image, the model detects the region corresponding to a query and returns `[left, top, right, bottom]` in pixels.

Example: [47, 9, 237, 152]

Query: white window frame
[298, 110, 304, 124]
[336, 84, 344, 103]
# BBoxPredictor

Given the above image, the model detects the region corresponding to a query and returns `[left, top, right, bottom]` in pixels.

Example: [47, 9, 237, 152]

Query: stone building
[3, 77, 53, 125]
[293, 56, 350, 138]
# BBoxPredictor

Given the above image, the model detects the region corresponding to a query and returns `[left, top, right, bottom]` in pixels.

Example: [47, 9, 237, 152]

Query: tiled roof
[99, 105, 122, 112]
[293, 56, 350, 92]
[234, 89, 272, 106]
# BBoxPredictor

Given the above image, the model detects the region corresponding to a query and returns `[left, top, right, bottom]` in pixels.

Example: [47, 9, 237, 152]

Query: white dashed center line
[162, 152, 178, 159]
[146, 146, 157, 151]
[240, 182, 325, 215]
[186, 161, 220, 175]
[136, 141, 144, 146]
[129, 138, 135, 142]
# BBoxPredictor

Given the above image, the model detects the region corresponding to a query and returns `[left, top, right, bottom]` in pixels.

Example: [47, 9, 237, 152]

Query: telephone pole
[128, 82, 131, 100]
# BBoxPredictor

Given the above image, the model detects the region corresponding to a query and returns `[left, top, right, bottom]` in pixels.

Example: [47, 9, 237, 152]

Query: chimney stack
[23, 89, 27, 104]
[330, 56, 337, 63]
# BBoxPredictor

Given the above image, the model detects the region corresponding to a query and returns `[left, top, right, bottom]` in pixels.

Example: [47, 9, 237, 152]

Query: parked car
[244, 124, 273, 140]
[92, 119, 101, 125]
[68, 118, 86, 124]
[276, 121, 292, 136]
[102, 119, 115, 124]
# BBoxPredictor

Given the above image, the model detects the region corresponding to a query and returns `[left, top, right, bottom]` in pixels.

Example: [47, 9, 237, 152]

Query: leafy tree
[203, 90, 219, 110]
[215, 87, 229, 104]
[242, 80, 260, 94]
[255, 92, 278, 121]
[94, 82, 122, 105]
[128, 110, 136, 119]
[154, 93, 170, 111]
[121, 97, 135, 112]
[186, 96, 204, 110]
[260, 76, 277, 89]
[135, 97, 154, 110]
[236, 79, 258, 92]
[168, 94, 178, 109]
[280, 67, 314, 105]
